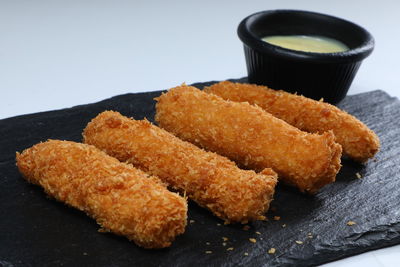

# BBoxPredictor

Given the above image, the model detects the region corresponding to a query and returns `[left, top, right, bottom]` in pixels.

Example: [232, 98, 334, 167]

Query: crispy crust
[16, 140, 187, 249]
[205, 81, 380, 162]
[83, 111, 277, 223]
[155, 85, 342, 194]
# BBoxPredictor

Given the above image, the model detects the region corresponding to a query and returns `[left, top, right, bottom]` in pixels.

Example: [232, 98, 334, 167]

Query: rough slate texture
[1, 78, 400, 267]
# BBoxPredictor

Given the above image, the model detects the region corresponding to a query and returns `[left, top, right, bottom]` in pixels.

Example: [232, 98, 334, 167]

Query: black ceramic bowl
[238, 10, 374, 103]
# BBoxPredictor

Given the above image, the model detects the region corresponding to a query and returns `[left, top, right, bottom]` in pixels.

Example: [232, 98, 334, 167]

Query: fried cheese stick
[83, 111, 277, 223]
[16, 140, 187, 249]
[155, 85, 342, 194]
[205, 81, 380, 162]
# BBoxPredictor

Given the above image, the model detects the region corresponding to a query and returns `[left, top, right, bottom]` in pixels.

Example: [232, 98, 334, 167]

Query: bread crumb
[270, 206, 277, 212]
[244, 252, 249, 256]
[295, 241, 303, 244]
[205, 250, 212, 254]
[227, 247, 234, 251]
[308, 233, 313, 238]
[222, 242, 227, 246]
[282, 224, 286, 228]
[206, 242, 210, 245]
[347, 221, 356, 226]
[243, 225, 250, 231]
[190, 219, 195, 224]
[222, 237, 229, 241]
[83, 252, 88, 256]
[255, 231, 261, 235]
[217, 223, 221, 226]
[249, 238, 257, 243]
[258, 215, 267, 221]
[273, 216, 280, 221]
[268, 248, 276, 254]
[356, 172, 362, 179]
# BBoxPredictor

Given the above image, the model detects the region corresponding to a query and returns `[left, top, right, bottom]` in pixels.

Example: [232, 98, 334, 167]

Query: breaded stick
[83, 111, 277, 223]
[16, 140, 187, 249]
[155, 85, 342, 194]
[205, 81, 380, 162]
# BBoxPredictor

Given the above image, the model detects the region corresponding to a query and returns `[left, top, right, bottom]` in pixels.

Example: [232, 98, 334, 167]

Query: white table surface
[1, 0, 399, 266]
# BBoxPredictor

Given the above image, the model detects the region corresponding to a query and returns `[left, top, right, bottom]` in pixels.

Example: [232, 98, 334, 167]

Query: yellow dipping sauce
[262, 35, 349, 53]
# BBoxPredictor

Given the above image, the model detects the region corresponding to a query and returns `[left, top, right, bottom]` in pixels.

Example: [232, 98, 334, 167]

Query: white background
[1, 0, 399, 266]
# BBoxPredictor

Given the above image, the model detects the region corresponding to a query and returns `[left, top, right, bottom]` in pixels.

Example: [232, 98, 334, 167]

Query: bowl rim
[237, 9, 375, 63]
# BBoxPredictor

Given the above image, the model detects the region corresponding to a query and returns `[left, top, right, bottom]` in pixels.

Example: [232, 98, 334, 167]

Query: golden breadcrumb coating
[205, 81, 380, 162]
[155, 85, 342, 194]
[16, 140, 187, 249]
[83, 111, 277, 223]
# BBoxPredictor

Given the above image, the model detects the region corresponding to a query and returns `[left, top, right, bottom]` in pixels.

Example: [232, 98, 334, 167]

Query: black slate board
[1, 78, 400, 267]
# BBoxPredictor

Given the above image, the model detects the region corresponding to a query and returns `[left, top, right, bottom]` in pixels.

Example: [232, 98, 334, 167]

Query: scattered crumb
[319, 97, 324, 102]
[224, 221, 230, 225]
[206, 242, 210, 245]
[268, 248, 276, 254]
[347, 221, 356, 226]
[244, 252, 249, 256]
[270, 206, 277, 212]
[249, 238, 257, 243]
[222, 242, 227, 246]
[227, 247, 234, 251]
[222, 237, 229, 241]
[295, 241, 303, 244]
[255, 231, 261, 235]
[243, 225, 250, 231]
[83, 252, 88, 256]
[356, 172, 362, 179]
[308, 233, 313, 238]
[258, 215, 267, 221]
[190, 220, 195, 224]
[282, 224, 286, 228]
[205, 250, 212, 254]
[273, 216, 281, 221]
[217, 223, 221, 226]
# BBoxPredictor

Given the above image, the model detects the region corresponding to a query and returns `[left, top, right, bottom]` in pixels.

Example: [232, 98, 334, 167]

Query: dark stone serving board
[1, 78, 400, 267]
